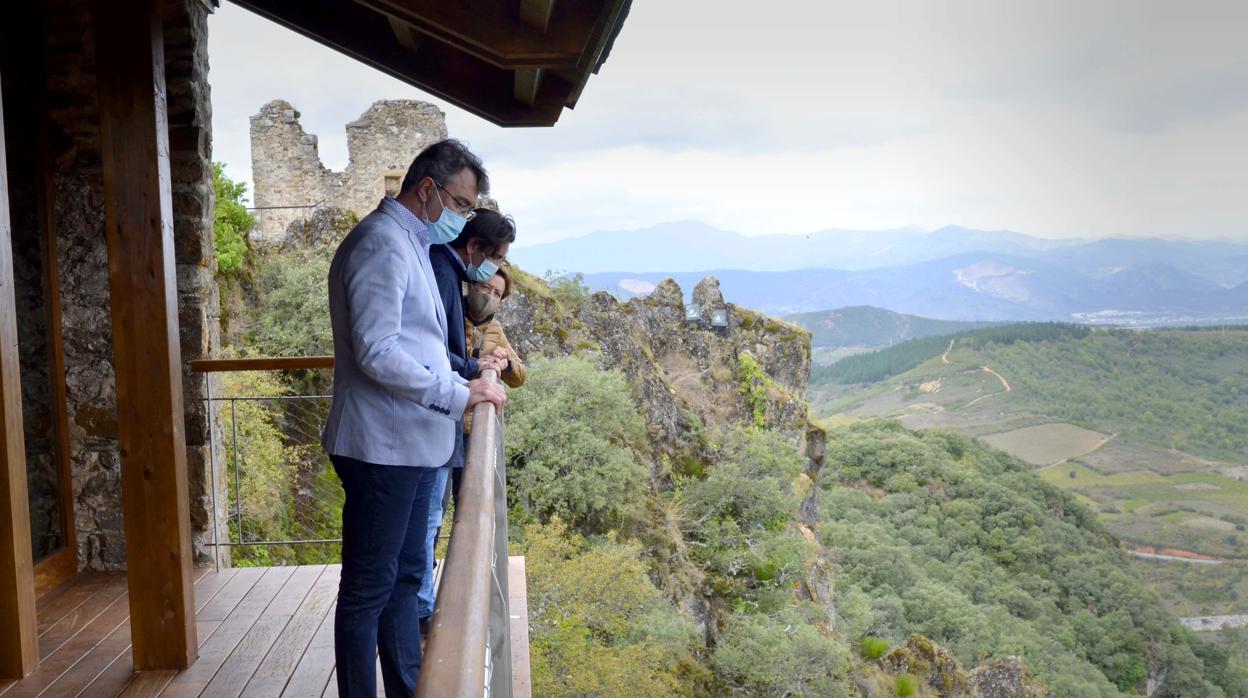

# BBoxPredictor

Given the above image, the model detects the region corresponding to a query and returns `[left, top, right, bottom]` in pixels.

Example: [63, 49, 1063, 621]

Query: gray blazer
[321, 198, 470, 467]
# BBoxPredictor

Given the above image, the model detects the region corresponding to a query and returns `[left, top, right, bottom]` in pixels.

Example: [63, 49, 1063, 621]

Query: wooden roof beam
[514, 68, 543, 107]
[520, 0, 556, 33]
[235, 0, 575, 126]
[354, 0, 596, 69]
[388, 15, 421, 52]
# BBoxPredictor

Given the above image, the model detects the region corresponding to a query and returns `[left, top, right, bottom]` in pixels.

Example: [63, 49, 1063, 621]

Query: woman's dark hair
[451, 208, 516, 256]
[495, 266, 512, 300]
[399, 139, 490, 196]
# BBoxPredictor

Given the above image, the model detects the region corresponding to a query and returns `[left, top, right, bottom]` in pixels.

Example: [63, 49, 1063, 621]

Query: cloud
[207, 0, 1248, 243]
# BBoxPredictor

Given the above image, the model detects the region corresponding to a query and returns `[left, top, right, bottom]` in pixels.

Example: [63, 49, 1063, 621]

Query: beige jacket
[464, 317, 525, 431]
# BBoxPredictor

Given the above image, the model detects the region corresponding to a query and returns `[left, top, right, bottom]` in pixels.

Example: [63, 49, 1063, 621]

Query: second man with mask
[420, 206, 516, 636]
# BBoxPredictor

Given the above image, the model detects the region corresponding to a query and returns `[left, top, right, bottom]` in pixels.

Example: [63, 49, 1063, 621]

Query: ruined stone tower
[249, 99, 449, 243]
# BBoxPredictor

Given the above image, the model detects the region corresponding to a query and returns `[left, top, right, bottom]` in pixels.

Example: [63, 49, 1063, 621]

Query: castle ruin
[249, 99, 449, 243]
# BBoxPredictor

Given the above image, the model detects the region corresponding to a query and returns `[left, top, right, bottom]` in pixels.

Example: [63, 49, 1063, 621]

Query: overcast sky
[208, 0, 1248, 246]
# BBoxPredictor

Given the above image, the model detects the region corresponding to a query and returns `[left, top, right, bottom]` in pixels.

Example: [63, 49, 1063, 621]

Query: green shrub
[523, 519, 698, 697]
[859, 636, 890, 661]
[212, 162, 253, 277]
[711, 608, 850, 697]
[736, 351, 769, 428]
[505, 354, 648, 534]
[894, 673, 918, 697]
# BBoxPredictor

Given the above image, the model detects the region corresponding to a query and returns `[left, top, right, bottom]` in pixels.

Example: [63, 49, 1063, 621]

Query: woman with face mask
[464, 266, 526, 392]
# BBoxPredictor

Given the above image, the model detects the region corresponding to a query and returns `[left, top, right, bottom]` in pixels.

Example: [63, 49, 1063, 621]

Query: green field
[982, 423, 1110, 466]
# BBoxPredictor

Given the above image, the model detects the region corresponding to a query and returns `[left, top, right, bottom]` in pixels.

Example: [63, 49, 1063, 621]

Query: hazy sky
[208, 0, 1248, 246]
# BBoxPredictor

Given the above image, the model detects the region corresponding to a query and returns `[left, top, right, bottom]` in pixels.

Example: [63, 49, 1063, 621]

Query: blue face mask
[423, 186, 468, 245]
[466, 255, 499, 283]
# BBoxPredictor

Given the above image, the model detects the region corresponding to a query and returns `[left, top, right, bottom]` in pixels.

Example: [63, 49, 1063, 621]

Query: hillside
[784, 306, 1006, 364]
[493, 273, 1244, 697]
[811, 325, 1248, 621]
[215, 197, 1245, 695]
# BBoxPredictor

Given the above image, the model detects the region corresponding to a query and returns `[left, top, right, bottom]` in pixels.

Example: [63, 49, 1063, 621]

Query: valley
[807, 323, 1248, 621]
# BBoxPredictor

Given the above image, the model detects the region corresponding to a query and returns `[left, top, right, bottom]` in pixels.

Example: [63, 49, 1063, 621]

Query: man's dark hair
[399, 138, 490, 197]
[451, 208, 516, 255]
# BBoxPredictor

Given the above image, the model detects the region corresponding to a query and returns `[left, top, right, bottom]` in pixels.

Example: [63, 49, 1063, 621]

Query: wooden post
[92, 0, 197, 670]
[0, 71, 40, 680]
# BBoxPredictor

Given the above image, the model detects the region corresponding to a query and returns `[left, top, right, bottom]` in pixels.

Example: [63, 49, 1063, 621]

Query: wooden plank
[2, 589, 131, 697]
[32, 548, 76, 600]
[280, 599, 337, 698]
[49, 570, 230, 698]
[196, 567, 264, 623]
[37, 574, 127, 660]
[189, 356, 334, 374]
[200, 565, 323, 698]
[91, 0, 197, 671]
[322, 669, 338, 698]
[241, 566, 339, 697]
[0, 69, 39, 681]
[507, 557, 531, 698]
[160, 566, 297, 696]
[35, 571, 112, 633]
[189, 568, 240, 617]
[118, 670, 177, 697]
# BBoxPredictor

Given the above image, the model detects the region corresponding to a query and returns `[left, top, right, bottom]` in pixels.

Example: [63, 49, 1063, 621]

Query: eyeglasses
[436, 183, 477, 219]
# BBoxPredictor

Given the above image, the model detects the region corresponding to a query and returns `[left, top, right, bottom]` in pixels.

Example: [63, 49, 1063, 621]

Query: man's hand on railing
[466, 376, 507, 410]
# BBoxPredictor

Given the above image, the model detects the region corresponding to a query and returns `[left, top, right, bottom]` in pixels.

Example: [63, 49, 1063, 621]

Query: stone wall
[165, 0, 226, 563]
[0, 0, 221, 570]
[249, 99, 448, 243]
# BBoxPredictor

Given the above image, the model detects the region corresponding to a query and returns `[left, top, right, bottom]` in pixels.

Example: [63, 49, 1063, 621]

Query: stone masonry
[0, 0, 221, 570]
[249, 99, 449, 243]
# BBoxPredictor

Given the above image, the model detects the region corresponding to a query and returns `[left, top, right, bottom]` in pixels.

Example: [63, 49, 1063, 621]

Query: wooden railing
[418, 367, 510, 697]
[190, 357, 512, 696]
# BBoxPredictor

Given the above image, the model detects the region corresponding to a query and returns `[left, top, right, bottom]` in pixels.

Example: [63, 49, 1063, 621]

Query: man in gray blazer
[322, 139, 507, 698]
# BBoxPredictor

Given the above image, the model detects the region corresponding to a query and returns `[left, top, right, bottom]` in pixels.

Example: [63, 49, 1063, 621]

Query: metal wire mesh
[206, 369, 342, 566]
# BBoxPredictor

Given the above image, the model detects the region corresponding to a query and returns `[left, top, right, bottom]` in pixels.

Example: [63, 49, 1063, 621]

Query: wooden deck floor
[0, 560, 530, 697]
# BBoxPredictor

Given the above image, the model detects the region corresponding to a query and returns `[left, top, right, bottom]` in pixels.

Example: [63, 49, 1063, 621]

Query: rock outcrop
[498, 272, 813, 462]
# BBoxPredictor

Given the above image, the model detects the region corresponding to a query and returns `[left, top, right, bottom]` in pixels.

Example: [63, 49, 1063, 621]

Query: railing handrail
[190, 356, 334, 373]
[418, 368, 504, 697]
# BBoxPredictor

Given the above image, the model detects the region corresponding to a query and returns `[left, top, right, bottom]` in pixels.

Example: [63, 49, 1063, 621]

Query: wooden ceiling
[228, 0, 631, 127]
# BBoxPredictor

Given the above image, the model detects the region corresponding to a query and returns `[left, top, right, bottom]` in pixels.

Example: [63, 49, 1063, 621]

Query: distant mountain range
[511, 222, 1248, 324]
[511, 221, 1085, 275]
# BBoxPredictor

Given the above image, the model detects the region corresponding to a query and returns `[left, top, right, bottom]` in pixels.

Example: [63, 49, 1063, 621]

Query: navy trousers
[331, 455, 441, 698]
